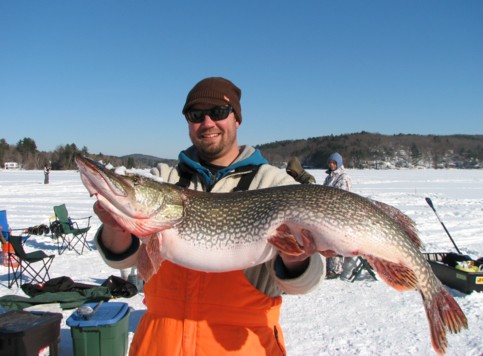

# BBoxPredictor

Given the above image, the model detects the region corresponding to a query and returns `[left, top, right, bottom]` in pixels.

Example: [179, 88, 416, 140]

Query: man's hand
[268, 224, 318, 277]
[93, 202, 133, 254]
[93, 201, 118, 226]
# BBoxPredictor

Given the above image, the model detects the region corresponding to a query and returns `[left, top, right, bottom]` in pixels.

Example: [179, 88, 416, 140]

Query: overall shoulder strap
[176, 164, 262, 191]
[175, 164, 194, 188]
[232, 165, 262, 192]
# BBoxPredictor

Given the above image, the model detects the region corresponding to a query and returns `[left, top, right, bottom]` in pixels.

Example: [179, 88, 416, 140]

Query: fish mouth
[75, 155, 171, 223]
[75, 155, 148, 219]
[76, 155, 185, 238]
[75, 155, 130, 199]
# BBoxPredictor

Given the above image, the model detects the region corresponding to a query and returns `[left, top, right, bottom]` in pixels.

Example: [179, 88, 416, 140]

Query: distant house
[4, 162, 21, 170]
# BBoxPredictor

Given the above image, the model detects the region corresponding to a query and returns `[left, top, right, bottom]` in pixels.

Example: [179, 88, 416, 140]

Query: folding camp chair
[50, 204, 92, 255]
[0, 210, 30, 244]
[7, 235, 55, 288]
[346, 257, 378, 282]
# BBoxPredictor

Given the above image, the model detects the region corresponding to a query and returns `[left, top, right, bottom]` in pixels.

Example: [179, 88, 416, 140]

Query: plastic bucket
[2, 242, 19, 268]
[67, 302, 130, 356]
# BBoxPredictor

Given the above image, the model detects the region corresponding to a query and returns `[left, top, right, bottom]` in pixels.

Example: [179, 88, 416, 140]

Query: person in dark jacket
[43, 165, 50, 184]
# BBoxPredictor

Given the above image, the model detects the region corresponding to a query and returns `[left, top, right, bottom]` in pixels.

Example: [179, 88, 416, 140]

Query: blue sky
[1, 1, 482, 159]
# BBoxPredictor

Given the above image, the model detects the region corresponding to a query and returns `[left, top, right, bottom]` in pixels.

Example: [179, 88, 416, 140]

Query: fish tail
[422, 285, 468, 355]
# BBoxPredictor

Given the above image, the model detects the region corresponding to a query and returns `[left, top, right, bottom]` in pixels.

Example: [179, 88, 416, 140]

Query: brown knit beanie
[182, 77, 242, 123]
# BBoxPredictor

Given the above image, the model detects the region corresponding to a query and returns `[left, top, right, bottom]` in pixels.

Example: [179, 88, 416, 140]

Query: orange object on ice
[2, 242, 19, 268]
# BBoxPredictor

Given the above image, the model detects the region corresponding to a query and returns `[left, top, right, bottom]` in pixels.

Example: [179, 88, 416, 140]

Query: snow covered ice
[0, 168, 482, 355]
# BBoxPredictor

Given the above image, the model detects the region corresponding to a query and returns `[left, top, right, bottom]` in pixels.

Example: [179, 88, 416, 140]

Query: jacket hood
[327, 152, 343, 169]
[178, 145, 268, 187]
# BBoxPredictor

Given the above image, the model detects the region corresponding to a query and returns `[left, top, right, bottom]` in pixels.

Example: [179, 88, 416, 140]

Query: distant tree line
[0, 137, 131, 170]
[256, 132, 483, 169]
[0, 137, 175, 170]
[2, 133, 483, 171]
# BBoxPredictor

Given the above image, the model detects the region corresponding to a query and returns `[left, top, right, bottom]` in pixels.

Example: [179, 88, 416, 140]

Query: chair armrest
[72, 216, 92, 226]
[72, 216, 92, 222]
[11, 228, 30, 238]
[10, 227, 29, 233]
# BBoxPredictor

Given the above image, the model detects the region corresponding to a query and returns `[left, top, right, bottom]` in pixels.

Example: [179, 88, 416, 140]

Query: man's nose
[200, 115, 216, 126]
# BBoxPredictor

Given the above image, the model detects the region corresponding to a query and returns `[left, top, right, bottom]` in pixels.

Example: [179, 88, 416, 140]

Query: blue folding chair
[0, 210, 30, 244]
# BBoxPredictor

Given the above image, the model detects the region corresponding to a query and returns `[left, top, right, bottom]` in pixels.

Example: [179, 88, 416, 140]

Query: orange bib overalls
[129, 261, 286, 355]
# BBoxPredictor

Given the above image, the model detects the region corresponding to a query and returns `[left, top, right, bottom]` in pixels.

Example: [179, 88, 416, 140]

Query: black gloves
[286, 157, 316, 184]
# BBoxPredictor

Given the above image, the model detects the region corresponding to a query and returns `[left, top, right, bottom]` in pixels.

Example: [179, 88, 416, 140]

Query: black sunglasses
[185, 106, 233, 123]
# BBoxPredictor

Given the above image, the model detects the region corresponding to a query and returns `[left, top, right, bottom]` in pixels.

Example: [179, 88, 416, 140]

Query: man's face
[328, 160, 338, 171]
[188, 108, 240, 164]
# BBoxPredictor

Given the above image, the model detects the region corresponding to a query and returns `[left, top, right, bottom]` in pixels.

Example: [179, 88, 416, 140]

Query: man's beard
[197, 141, 225, 160]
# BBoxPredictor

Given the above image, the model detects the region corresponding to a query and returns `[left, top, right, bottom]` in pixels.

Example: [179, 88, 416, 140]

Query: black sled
[424, 252, 483, 294]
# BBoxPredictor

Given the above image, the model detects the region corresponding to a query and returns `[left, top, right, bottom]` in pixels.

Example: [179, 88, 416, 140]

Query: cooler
[0, 310, 62, 356]
[66, 302, 130, 356]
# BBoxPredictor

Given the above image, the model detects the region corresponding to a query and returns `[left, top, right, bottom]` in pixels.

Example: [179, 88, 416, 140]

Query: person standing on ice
[322, 152, 356, 279]
[43, 165, 50, 184]
[93, 77, 325, 355]
[323, 152, 351, 191]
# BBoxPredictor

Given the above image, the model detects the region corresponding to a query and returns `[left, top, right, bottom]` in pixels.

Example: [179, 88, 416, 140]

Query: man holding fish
[79, 76, 467, 356]
[93, 77, 326, 355]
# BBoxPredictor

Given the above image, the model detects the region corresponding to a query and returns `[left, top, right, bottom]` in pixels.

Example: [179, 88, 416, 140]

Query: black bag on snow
[21, 276, 98, 297]
[101, 275, 138, 298]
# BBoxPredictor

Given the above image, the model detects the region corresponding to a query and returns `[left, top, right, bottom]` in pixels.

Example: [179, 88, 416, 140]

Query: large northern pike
[76, 155, 467, 355]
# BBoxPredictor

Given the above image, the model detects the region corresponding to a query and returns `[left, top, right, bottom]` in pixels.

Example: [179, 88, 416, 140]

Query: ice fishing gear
[425, 197, 462, 254]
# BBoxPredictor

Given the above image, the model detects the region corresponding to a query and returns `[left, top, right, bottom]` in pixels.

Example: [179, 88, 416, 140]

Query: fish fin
[147, 232, 164, 271]
[371, 200, 424, 249]
[365, 256, 417, 291]
[422, 286, 468, 355]
[268, 224, 304, 256]
[137, 244, 155, 281]
[300, 229, 317, 255]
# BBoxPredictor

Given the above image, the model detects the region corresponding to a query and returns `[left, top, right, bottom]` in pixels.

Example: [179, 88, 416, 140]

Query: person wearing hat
[93, 77, 325, 355]
[322, 152, 354, 279]
[323, 152, 351, 190]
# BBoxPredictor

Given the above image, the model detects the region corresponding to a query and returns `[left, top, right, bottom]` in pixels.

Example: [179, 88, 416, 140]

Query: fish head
[75, 155, 184, 236]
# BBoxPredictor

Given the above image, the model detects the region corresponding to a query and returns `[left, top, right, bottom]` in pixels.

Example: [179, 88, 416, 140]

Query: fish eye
[132, 176, 144, 186]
